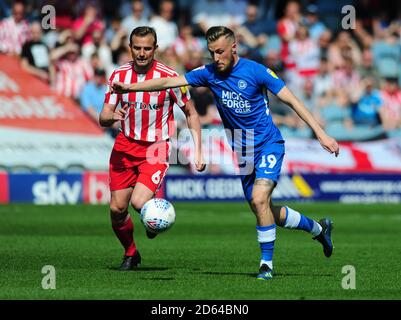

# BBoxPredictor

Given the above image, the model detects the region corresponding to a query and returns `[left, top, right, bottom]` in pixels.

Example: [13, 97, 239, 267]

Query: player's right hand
[110, 81, 130, 94]
[318, 133, 340, 157]
[194, 152, 206, 172]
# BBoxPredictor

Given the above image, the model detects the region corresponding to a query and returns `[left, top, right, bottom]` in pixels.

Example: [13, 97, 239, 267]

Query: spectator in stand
[317, 90, 354, 141]
[0, 1, 30, 55]
[371, 10, 401, 40]
[89, 52, 102, 70]
[352, 0, 392, 48]
[187, 50, 205, 72]
[277, 0, 301, 83]
[351, 76, 384, 128]
[299, 79, 318, 114]
[112, 48, 132, 70]
[314, 57, 334, 99]
[118, 0, 152, 20]
[82, 29, 113, 77]
[191, 0, 248, 34]
[288, 79, 316, 138]
[105, 15, 122, 45]
[380, 77, 401, 132]
[328, 31, 361, 69]
[303, 4, 326, 40]
[243, 3, 274, 36]
[80, 68, 119, 137]
[237, 3, 270, 61]
[332, 57, 361, 101]
[273, 79, 316, 139]
[371, 31, 401, 80]
[319, 77, 386, 141]
[357, 48, 380, 88]
[157, 46, 185, 75]
[110, 24, 129, 65]
[173, 24, 203, 71]
[225, 0, 248, 28]
[264, 49, 284, 77]
[149, 0, 178, 51]
[72, 3, 105, 46]
[50, 34, 93, 100]
[317, 29, 332, 59]
[121, 0, 150, 35]
[288, 24, 320, 92]
[355, 0, 378, 36]
[20, 21, 50, 83]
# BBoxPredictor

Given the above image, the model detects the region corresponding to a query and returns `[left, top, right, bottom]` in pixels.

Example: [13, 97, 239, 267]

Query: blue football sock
[256, 224, 276, 269]
[283, 206, 322, 236]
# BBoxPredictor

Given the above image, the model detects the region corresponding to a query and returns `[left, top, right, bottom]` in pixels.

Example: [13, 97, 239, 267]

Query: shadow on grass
[201, 271, 333, 278]
[273, 272, 332, 277]
[107, 266, 169, 272]
[201, 271, 255, 278]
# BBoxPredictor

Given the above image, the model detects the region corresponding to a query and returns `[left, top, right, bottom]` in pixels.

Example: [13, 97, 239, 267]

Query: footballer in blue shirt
[111, 26, 340, 280]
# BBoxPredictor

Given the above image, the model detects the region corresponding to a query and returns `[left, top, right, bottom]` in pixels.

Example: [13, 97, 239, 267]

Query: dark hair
[129, 26, 157, 47]
[13, 1, 25, 7]
[94, 68, 106, 76]
[205, 26, 235, 43]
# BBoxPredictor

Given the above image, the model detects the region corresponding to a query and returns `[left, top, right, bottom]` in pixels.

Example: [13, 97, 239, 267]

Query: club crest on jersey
[238, 80, 247, 89]
[266, 68, 278, 79]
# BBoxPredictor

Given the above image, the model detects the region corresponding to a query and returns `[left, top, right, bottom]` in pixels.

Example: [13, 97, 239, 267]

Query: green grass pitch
[0, 202, 400, 300]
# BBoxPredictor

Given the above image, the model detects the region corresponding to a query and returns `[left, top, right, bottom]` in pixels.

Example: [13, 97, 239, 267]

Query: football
[140, 198, 176, 235]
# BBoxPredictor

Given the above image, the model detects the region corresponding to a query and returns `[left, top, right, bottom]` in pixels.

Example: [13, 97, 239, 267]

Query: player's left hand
[194, 153, 206, 172]
[318, 134, 340, 157]
[110, 81, 130, 94]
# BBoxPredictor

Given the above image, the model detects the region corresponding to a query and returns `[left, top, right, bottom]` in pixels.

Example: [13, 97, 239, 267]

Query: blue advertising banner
[163, 174, 401, 203]
[3, 173, 401, 204]
[296, 174, 401, 203]
[165, 175, 245, 202]
[9, 174, 83, 204]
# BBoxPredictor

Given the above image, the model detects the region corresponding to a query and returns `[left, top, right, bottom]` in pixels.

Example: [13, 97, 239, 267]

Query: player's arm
[182, 99, 206, 172]
[99, 102, 127, 127]
[276, 86, 340, 157]
[111, 75, 188, 94]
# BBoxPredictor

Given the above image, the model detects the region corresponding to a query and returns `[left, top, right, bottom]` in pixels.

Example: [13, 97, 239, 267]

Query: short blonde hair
[205, 26, 235, 44]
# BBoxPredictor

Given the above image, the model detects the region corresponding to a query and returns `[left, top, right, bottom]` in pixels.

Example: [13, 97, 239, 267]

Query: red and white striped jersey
[54, 58, 93, 99]
[289, 38, 320, 77]
[104, 60, 190, 142]
[0, 16, 30, 55]
[381, 89, 401, 121]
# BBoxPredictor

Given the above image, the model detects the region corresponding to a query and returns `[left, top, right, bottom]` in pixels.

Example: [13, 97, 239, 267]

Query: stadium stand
[1, 0, 401, 176]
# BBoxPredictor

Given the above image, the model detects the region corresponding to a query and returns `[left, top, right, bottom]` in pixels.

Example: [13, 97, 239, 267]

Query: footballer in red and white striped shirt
[104, 59, 190, 142]
[99, 26, 205, 270]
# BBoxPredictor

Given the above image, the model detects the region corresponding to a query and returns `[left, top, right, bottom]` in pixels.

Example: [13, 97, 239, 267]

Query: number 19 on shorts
[259, 154, 277, 169]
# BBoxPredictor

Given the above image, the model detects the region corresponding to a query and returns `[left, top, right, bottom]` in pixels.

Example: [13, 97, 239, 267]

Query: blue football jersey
[185, 58, 285, 152]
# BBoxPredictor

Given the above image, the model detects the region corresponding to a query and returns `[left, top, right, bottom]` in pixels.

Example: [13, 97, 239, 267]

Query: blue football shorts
[240, 140, 285, 202]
